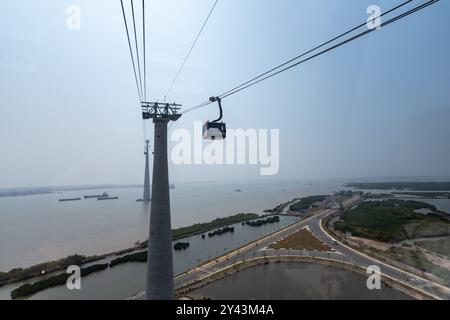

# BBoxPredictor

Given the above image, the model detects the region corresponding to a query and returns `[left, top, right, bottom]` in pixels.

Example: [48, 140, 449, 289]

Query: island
[245, 216, 280, 227]
[171, 213, 257, 240]
[208, 226, 235, 238]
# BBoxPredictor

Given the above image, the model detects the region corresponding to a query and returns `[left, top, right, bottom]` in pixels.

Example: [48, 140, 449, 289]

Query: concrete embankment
[175, 255, 434, 300]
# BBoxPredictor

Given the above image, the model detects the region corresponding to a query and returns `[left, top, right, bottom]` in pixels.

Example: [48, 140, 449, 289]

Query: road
[131, 196, 450, 300]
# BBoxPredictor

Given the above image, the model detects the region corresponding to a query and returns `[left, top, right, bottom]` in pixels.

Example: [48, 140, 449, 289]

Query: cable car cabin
[203, 96, 227, 140]
[203, 121, 226, 140]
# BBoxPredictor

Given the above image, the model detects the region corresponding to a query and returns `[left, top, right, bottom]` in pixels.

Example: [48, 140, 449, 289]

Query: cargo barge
[84, 192, 109, 199]
[97, 197, 119, 201]
[58, 198, 81, 202]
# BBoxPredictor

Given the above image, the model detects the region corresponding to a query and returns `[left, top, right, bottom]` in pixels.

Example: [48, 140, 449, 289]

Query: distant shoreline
[0, 185, 143, 198]
[3, 180, 450, 198]
[344, 181, 450, 191]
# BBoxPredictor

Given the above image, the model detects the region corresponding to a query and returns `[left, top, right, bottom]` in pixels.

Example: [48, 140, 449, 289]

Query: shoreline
[0, 203, 296, 291]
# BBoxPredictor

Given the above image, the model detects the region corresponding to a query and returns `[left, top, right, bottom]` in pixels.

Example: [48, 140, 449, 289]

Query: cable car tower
[143, 140, 151, 202]
[142, 101, 181, 300]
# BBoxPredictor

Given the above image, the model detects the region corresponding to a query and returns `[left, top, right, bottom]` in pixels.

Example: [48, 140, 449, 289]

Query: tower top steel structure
[141, 101, 182, 121]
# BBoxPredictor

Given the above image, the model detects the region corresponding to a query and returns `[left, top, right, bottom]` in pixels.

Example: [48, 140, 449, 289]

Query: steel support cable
[142, 0, 147, 102]
[218, 0, 414, 99]
[182, 101, 211, 114]
[182, 0, 436, 114]
[182, 0, 414, 113]
[131, 0, 144, 101]
[164, 0, 219, 101]
[219, 0, 439, 99]
[120, 0, 142, 101]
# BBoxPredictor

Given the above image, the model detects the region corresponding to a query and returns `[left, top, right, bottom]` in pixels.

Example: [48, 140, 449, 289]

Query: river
[0, 180, 344, 271]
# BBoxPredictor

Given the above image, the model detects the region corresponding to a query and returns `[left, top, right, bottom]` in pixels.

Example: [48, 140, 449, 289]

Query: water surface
[0, 180, 343, 270]
[194, 262, 413, 300]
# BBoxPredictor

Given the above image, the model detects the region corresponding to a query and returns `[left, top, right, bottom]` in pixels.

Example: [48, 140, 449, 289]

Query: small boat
[59, 198, 81, 202]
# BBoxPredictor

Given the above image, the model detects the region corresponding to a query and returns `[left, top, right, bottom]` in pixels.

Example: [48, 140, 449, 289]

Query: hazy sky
[1, 0, 449, 188]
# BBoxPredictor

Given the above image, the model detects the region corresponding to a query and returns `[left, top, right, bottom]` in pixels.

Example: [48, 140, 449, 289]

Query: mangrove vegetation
[10, 263, 108, 299]
[245, 216, 280, 227]
[289, 195, 327, 211]
[334, 199, 450, 242]
[171, 213, 258, 240]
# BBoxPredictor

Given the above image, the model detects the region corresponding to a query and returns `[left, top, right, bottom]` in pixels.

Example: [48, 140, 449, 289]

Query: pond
[193, 262, 413, 300]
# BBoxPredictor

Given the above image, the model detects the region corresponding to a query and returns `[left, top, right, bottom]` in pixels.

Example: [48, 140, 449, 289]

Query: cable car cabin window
[203, 121, 226, 140]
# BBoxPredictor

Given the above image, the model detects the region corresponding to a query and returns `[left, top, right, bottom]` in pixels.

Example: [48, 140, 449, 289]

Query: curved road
[131, 196, 450, 300]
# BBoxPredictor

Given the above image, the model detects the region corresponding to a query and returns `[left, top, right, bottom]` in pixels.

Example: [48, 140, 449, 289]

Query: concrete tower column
[143, 140, 151, 201]
[146, 118, 174, 300]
